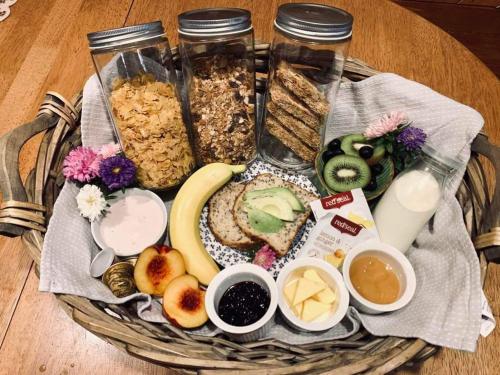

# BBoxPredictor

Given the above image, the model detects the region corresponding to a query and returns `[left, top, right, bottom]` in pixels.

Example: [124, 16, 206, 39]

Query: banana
[169, 163, 246, 285]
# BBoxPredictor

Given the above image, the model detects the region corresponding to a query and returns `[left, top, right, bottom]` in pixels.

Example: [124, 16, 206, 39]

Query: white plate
[200, 160, 318, 278]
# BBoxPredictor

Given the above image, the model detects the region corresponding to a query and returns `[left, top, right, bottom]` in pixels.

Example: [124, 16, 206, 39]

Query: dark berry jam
[218, 281, 270, 326]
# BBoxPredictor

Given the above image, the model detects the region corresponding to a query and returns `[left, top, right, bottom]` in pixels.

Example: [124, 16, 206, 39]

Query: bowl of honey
[342, 239, 416, 314]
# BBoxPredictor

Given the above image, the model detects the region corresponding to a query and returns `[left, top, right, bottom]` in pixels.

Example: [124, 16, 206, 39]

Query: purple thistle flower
[99, 156, 136, 190]
[396, 126, 427, 151]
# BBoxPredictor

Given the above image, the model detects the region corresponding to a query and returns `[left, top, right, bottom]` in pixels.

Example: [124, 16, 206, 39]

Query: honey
[349, 255, 400, 304]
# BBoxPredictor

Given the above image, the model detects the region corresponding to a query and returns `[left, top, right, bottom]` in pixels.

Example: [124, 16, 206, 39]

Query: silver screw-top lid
[178, 8, 252, 36]
[275, 3, 353, 41]
[87, 21, 166, 52]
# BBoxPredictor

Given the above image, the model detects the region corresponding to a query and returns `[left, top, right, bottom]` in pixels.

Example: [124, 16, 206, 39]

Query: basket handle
[469, 133, 500, 262]
[0, 92, 78, 238]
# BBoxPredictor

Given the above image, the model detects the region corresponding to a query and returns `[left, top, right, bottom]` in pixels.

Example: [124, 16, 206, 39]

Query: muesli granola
[189, 55, 255, 165]
[110, 74, 194, 189]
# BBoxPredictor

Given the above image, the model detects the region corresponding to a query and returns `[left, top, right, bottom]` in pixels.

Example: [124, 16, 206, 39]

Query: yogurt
[92, 189, 167, 256]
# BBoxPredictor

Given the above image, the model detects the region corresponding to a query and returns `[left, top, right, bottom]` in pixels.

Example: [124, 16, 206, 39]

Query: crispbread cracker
[266, 115, 316, 162]
[269, 84, 320, 131]
[275, 62, 330, 117]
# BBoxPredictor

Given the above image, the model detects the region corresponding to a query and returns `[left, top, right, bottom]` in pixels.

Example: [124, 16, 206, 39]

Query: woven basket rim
[3, 45, 495, 374]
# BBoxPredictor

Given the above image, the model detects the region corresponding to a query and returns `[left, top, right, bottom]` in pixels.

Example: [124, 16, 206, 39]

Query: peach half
[162, 274, 208, 329]
[134, 245, 186, 296]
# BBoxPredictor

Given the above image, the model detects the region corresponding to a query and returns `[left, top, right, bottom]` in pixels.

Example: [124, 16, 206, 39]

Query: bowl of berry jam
[205, 264, 278, 342]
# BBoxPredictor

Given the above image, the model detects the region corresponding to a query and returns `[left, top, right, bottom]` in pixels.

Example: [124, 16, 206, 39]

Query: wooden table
[0, 0, 498, 374]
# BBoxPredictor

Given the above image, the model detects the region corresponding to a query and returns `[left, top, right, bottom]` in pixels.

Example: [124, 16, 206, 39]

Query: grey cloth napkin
[326, 73, 484, 351]
[40, 72, 487, 350]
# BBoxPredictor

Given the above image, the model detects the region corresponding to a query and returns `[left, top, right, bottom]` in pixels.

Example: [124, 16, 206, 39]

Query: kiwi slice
[366, 145, 386, 166]
[340, 134, 368, 156]
[323, 155, 371, 192]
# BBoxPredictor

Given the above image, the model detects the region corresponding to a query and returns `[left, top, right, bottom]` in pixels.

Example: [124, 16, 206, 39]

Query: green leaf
[386, 142, 394, 154]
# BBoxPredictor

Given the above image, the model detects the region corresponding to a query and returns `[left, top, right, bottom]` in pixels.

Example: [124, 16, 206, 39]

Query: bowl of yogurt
[91, 188, 167, 257]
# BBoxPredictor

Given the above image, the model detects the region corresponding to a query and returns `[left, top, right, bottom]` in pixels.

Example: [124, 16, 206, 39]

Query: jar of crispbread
[87, 21, 195, 190]
[261, 4, 353, 171]
[178, 8, 257, 167]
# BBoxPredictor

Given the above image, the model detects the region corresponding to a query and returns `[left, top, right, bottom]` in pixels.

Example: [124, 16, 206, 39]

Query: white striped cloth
[40, 72, 490, 349]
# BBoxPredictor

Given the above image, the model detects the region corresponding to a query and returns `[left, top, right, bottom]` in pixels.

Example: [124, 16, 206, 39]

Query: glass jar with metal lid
[178, 8, 256, 166]
[87, 21, 195, 191]
[260, 3, 353, 171]
[373, 144, 459, 253]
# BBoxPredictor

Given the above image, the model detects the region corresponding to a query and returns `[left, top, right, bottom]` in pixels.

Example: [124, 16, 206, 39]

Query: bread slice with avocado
[233, 174, 318, 257]
[208, 181, 259, 250]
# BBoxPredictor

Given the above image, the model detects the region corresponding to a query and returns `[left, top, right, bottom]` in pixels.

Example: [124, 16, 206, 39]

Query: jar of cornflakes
[87, 21, 195, 190]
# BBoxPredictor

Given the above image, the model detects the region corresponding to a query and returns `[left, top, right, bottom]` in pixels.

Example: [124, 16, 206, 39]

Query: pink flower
[364, 111, 408, 138]
[63, 146, 102, 183]
[252, 244, 276, 270]
[97, 142, 121, 159]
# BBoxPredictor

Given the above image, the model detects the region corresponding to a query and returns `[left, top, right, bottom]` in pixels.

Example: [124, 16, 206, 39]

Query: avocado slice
[244, 187, 304, 212]
[247, 207, 284, 233]
[245, 196, 294, 221]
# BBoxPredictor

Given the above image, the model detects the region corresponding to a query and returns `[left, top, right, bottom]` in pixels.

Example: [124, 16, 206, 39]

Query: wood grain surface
[0, 0, 498, 374]
[395, 0, 500, 76]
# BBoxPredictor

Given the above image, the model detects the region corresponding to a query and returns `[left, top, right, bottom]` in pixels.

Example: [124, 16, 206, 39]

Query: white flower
[76, 184, 107, 222]
[97, 142, 121, 159]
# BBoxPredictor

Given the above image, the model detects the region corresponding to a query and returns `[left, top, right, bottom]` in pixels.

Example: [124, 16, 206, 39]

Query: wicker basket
[1, 44, 499, 374]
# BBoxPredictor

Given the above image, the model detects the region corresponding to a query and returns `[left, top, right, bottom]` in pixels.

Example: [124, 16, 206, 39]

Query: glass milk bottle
[373, 145, 458, 253]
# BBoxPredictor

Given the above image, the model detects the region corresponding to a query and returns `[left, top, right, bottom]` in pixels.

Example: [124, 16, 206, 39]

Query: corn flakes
[109, 74, 194, 189]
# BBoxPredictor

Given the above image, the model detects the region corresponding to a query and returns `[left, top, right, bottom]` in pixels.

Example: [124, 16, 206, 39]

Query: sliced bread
[233, 174, 318, 257]
[208, 181, 258, 250]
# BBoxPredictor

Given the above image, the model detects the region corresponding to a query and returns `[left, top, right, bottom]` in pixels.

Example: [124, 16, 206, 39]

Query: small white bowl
[342, 239, 416, 314]
[276, 257, 349, 332]
[91, 188, 167, 257]
[205, 264, 278, 342]
[89, 247, 117, 278]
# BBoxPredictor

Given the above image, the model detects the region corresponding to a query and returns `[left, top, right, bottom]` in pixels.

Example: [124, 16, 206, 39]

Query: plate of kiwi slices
[315, 134, 395, 201]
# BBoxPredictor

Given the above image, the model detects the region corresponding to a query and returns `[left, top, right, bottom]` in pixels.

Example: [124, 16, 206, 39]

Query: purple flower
[396, 126, 427, 151]
[253, 244, 276, 270]
[99, 156, 136, 190]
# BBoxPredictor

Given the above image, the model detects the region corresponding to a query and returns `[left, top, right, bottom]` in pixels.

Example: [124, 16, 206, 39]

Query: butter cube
[292, 302, 303, 317]
[312, 287, 336, 304]
[283, 279, 299, 305]
[292, 277, 325, 306]
[303, 269, 326, 286]
[302, 299, 331, 322]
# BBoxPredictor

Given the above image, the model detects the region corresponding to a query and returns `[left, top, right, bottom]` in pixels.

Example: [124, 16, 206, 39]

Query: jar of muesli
[87, 21, 195, 190]
[178, 8, 256, 166]
[260, 4, 353, 171]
